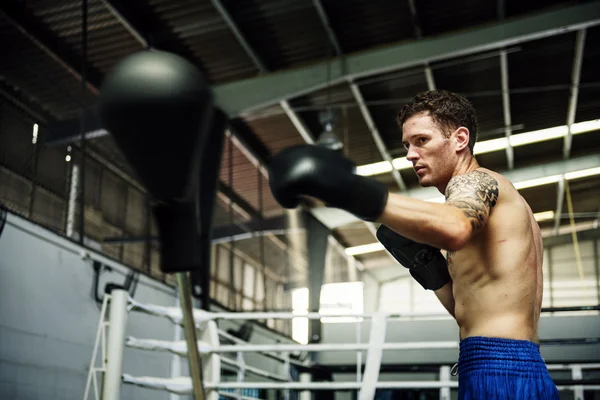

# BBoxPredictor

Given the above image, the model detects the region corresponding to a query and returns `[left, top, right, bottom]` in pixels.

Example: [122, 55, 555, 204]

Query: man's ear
[454, 127, 470, 152]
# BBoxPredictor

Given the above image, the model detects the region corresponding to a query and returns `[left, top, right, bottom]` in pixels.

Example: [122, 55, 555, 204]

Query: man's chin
[418, 177, 433, 187]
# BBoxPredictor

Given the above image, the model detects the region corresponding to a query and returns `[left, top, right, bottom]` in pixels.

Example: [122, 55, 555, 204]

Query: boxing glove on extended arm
[376, 224, 450, 291]
[268, 145, 388, 221]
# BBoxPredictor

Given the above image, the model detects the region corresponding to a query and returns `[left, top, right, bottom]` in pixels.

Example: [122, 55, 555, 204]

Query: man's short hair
[397, 90, 479, 154]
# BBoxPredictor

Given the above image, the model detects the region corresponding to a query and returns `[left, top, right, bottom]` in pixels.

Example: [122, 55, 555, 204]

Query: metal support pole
[101, 289, 129, 400]
[177, 272, 206, 400]
[571, 365, 583, 400]
[594, 239, 599, 305]
[359, 314, 386, 400]
[553, 177, 566, 235]
[299, 373, 311, 400]
[169, 293, 183, 400]
[439, 366, 451, 400]
[66, 164, 79, 238]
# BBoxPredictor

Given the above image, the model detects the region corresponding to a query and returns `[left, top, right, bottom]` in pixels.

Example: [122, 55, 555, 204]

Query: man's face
[401, 113, 456, 188]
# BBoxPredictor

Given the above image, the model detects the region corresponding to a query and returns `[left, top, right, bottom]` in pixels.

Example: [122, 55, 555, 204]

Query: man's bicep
[445, 170, 499, 235]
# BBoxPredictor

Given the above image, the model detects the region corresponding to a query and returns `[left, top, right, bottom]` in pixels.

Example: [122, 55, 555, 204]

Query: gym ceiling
[1, 0, 599, 285]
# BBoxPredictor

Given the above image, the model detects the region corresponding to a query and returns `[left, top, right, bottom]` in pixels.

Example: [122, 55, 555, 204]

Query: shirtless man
[268, 90, 559, 399]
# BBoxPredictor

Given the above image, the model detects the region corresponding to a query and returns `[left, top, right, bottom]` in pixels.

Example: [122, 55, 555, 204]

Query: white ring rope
[122, 375, 459, 393]
[220, 356, 288, 382]
[218, 329, 307, 369]
[128, 296, 451, 323]
[126, 335, 459, 353]
[125, 336, 289, 382]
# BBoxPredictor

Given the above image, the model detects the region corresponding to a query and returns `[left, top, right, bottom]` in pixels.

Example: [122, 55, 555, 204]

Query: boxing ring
[83, 289, 600, 400]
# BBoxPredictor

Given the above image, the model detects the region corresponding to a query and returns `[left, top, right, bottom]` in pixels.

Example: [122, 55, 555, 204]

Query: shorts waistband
[458, 336, 547, 376]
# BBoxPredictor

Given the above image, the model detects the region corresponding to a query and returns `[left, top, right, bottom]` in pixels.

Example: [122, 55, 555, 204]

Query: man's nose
[406, 146, 419, 162]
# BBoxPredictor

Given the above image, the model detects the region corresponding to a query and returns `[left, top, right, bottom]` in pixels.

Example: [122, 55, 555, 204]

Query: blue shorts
[457, 336, 559, 400]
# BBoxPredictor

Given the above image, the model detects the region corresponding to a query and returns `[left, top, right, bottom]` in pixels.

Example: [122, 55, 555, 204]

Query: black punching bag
[100, 50, 213, 202]
[99, 50, 222, 295]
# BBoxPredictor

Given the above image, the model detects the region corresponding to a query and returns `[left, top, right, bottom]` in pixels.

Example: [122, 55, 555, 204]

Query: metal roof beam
[553, 177, 566, 235]
[407, 0, 436, 90]
[210, 0, 315, 144]
[563, 28, 587, 159]
[0, 2, 103, 95]
[349, 83, 407, 191]
[313, 0, 343, 55]
[500, 51, 515, 170]
[212, 3, 600, 117]
[497, 0, 514, 170]
[311, 0, 407, 191]
[101, 0, 202, 70]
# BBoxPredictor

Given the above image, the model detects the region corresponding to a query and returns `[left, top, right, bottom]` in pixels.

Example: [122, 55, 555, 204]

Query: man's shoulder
[451, 168, 516, 193]
[445, 167, 522, 208]
[446, 168, 501, 195]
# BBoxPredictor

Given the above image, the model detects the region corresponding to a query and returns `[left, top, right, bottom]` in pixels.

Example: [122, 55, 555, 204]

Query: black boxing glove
[376, 224, 450, 291]
[268, 144, 389, 221]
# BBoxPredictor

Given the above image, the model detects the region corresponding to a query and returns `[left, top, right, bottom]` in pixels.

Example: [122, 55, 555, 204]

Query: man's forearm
[378, 193, 470, 251]
[434, 280, 456, 318]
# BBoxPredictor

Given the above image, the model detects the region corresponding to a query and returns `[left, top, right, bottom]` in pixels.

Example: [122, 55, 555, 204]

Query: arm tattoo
[445, 170, 499, 233]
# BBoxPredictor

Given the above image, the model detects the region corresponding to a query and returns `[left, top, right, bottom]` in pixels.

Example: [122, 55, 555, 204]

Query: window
[320, 282, 364, 323]
[291, 282, 365, 344]
[291, 288, 309, 344]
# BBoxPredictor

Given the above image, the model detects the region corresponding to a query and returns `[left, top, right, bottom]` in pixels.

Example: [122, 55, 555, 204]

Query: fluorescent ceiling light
[473, 137, 507, 155]
[32, 123, 39, 144]
[392, 158, 413, 170]
[564, 166, 600, 180]
[357, 119, 600, 176]
[356, 161, 392, 176]
[508, 126, 566, 146]
[513, 175, 562, 190]
[345, 242, 384, 256]
[533, 210, 554, 222]
[571, 119, 600, 134]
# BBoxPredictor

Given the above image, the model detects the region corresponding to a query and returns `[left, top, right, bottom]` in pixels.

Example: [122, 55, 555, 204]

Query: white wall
[0, 213, 181, 400]
[0, 212, 294, 400]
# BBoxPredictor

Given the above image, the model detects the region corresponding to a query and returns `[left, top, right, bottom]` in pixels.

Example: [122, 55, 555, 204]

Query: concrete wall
[0, 212, 294, 400]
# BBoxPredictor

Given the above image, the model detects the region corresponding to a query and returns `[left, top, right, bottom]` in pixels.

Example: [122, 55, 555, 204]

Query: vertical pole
[548, 248, 554, 309]
[594, 239, 599, 305]
[299, 373, 311, 400]
[439, 366, 451, 400]
[236, 351, 245, 400]
[66, 164, 79, 238]
[177, 272, 206, 400]
[358, 313, 386, 400]
[306, 212, 329, 344]
[101, 289, 128, 400]
[27, 124, 40, 218]
[78, 0, 88, 244]
[170, 293, 182, 400]
[145, 194, 152, 274]
[281, 352, 290, 400]
[571, 365, 583, 400]
[356, 318, 362, 383]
